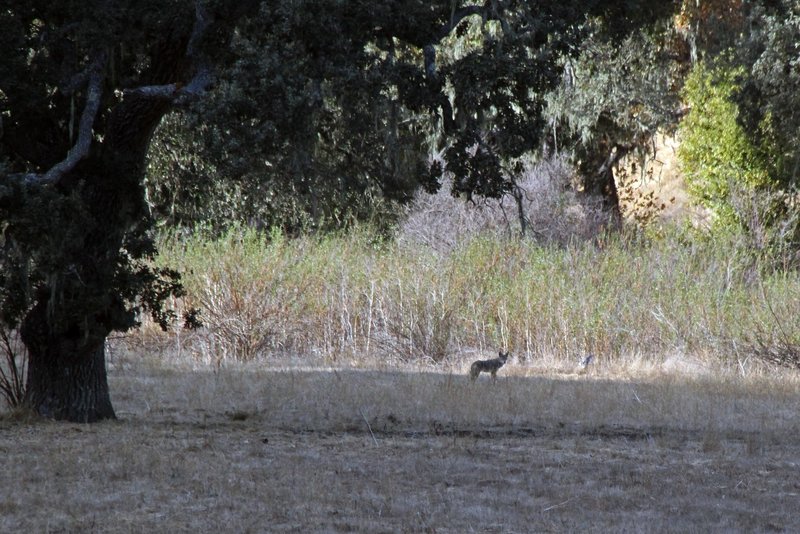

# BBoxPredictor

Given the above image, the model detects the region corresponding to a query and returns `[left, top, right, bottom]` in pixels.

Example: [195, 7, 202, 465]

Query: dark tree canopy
[146, 1, 681, 231]
[0, 1, 680, 421]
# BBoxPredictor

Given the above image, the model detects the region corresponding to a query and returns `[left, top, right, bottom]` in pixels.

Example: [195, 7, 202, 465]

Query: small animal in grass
[577, 353, 594, 373]
[469, 351, 510, 381]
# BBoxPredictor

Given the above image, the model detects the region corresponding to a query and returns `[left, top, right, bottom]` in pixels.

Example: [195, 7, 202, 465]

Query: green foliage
[146, 112, 404, 235]
[0, 177, 183, 336]
[0, 0, 198, 333]
[546, 29, 679, 150]
[146, 1, 436, 234]
[678, 61, 771, 227]
[735, 4, 800, 187]
[675, 2, 800, 262]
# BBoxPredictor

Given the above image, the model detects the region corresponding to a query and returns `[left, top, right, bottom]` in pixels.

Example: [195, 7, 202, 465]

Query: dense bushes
[678, 61, 771, 227]
[678, 59, 800, 267]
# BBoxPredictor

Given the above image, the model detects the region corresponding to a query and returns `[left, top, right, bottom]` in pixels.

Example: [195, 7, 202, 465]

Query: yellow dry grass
[2, 350, 800, 533]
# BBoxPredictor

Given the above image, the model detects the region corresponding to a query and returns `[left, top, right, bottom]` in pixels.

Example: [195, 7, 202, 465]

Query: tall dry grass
[141, 222, 800, 371]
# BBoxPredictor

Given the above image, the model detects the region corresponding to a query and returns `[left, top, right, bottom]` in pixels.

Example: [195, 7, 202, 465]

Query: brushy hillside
[137, 221, 800, 373]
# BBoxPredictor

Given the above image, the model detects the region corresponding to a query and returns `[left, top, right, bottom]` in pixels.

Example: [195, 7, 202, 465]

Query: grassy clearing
[2, 354, 800, 532]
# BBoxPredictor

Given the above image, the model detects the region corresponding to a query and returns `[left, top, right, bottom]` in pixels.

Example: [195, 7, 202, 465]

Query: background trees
[544, 27, 681, 218]
[145, 1, 681, 233]
[5, 0, 680, 421]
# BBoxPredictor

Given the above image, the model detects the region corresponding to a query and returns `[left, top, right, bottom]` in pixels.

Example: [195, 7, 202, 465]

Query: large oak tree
[0, 0, 255, 421]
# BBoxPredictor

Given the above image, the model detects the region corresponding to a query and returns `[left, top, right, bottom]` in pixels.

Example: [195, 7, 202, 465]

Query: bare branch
[61, 58, 98, 95]
[423, 45, 437, 79]
[432, 5, 485, 43]
[187, 0, 211, 61]
[120, 66, 212, 104]
[14, 1, 223, 187]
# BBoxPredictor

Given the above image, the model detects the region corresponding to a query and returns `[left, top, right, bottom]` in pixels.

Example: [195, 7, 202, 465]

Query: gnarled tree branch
[186, 0, 210, 61]
[433, 5, 486, 43]
[121, 0, 213, 105]
[19, 0, 216, 187]
[120, 67, 212, 104]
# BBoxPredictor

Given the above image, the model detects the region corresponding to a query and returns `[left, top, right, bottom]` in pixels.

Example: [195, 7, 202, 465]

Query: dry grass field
[2, 352, 800, 533]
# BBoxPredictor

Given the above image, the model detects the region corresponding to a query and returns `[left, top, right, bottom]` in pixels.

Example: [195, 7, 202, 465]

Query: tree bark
[23, 345, 115, 422]
[20, 301, 115, 422]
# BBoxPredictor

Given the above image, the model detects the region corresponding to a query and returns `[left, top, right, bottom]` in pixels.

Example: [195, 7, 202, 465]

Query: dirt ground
[2, 361, 800, 533]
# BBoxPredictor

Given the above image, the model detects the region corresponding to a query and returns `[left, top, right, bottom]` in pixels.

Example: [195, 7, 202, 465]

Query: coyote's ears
[499, 350, 509, 358]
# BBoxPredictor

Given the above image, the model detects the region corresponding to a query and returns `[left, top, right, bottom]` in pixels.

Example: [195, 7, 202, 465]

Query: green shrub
[678, 61, 771, 228]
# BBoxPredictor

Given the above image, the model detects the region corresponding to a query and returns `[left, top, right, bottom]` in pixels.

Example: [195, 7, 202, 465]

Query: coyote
[578, 354, 594, 369]
[469, 351, 510, 381]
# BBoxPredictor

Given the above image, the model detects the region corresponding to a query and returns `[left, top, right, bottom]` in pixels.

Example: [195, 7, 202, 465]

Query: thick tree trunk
[20, 302, 115, 422]
[13, 18, 195, 424]
[24, 343, 115, 422]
